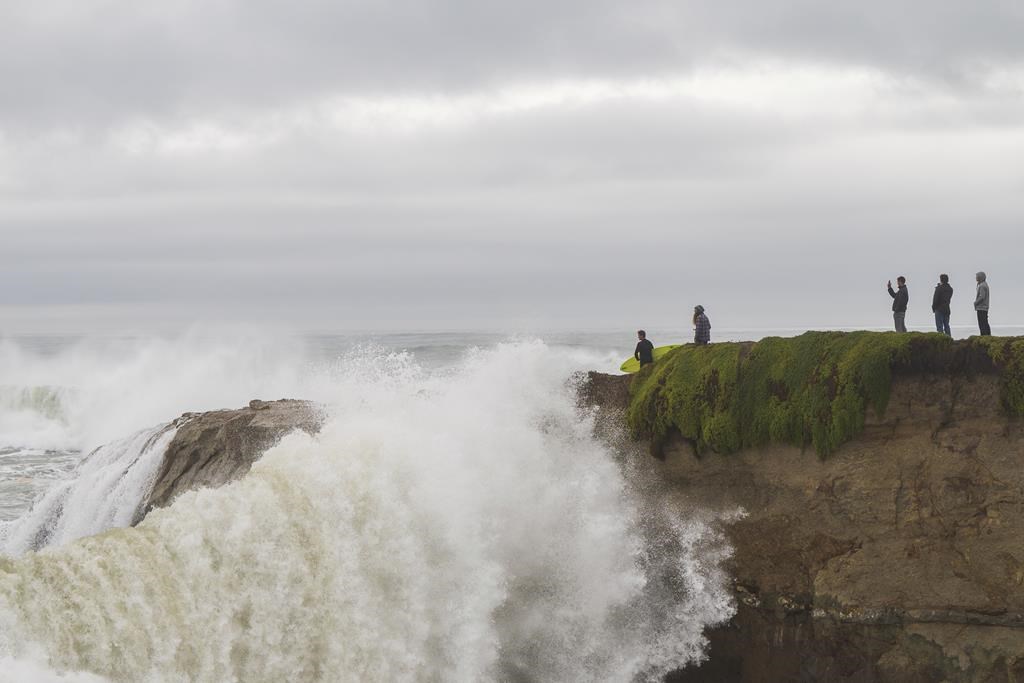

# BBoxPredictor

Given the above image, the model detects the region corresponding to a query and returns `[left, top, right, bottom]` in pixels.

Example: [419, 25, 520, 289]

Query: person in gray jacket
[975, 272, 991, 336]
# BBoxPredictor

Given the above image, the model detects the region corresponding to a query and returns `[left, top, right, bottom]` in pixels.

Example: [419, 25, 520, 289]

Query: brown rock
[140, 399, 324, 517]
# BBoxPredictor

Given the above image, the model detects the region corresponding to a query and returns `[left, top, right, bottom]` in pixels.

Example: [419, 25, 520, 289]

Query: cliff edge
[587, 332, 1024, 682]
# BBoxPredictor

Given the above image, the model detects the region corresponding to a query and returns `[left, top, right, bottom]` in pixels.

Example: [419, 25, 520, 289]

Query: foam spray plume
[0, 341, 734, 681]
[0, 424, 178, 555]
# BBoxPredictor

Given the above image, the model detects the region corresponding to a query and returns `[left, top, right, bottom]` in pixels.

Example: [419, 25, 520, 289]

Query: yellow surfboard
[619, 345, 681, 373]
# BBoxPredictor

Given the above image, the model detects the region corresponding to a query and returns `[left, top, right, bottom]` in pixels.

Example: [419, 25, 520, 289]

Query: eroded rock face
[587, 371, 1024, 682]
[141, 399, 324, 516]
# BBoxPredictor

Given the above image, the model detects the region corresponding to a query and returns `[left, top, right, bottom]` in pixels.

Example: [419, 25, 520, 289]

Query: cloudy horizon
[2, 1, 1022, 334]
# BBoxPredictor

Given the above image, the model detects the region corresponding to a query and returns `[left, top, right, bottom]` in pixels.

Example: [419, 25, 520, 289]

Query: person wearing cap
[975, 272, 991, 336]
[693, 306, 711, 345]
[634, 330, 655, 367]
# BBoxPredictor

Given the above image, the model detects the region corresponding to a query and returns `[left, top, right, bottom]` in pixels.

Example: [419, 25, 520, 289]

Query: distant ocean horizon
[4, 322, 1023, 362]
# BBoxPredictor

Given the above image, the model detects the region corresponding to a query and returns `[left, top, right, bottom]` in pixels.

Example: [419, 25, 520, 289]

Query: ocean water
[0, 331, 736, 682]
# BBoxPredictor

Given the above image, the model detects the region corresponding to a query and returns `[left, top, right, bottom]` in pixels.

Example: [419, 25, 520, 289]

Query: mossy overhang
[626, 331, 1024, 457]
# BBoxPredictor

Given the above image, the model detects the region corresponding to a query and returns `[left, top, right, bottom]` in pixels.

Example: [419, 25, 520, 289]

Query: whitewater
[0, 333, 735, 682]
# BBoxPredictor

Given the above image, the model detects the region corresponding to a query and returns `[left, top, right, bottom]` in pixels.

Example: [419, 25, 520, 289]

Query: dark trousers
[934, 311, 951, 336]
[978, 310, 991, 336]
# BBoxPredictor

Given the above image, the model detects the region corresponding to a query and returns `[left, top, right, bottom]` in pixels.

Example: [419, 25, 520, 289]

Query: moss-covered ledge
[626, 331, 1024, 457]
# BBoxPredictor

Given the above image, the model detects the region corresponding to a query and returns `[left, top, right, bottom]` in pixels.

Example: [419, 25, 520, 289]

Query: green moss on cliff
[973, 336, 1024, 416]
[626, 331, 955, 456]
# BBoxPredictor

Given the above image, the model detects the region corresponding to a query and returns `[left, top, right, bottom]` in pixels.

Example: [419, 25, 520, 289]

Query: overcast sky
[1, 0, 1022, 334]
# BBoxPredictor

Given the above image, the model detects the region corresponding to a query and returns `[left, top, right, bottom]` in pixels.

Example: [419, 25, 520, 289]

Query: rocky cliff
[586, 332, 1024, 682]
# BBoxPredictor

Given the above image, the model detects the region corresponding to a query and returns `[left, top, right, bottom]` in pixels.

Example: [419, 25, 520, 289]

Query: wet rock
[141, 399, 324, 516]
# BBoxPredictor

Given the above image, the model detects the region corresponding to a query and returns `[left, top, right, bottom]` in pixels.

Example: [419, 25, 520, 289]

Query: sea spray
[0, 333, 322, 454]
[0, 424, 178, 555]
[0, 655, 110, 683]
[0, 385, 76, 453]
[0, 342, 734, 681]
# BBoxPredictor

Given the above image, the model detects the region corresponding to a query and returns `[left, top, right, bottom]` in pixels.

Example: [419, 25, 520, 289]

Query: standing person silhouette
[693, 306, 711, 345]
[932, 274, 953, 336]
[634, 330, 654, 367]
[887, 277, 909, 332]
[975, 272, 991, 336]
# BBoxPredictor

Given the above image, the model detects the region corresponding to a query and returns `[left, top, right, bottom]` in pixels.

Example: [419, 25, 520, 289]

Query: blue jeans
[935, 311, 951, 336]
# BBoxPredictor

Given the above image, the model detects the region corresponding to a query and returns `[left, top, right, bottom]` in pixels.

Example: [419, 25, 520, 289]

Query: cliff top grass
[626, 331, 1024, 457]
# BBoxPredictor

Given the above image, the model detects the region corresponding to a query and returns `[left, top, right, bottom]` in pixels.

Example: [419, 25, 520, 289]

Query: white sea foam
[0, 654, 111, 683]
[0, 332, 321, 453]
[0, 424, 178, 555]
[0, 340, 734, 682]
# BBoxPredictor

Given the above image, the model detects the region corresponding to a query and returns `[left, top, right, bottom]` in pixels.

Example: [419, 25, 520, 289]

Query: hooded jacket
[975, 272, 990, 311]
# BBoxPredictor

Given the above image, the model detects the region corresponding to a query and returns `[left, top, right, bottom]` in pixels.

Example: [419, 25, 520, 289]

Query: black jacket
[932, 283, 953, 315]
[635, 339, 654, 364]
[888, 284, 909, 312]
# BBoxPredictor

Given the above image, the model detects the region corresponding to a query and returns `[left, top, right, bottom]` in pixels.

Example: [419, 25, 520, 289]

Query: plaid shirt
[694, 314, 711, 344]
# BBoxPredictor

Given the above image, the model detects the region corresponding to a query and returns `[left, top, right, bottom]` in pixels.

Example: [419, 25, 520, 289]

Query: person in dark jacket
[634, 330, 654, 367]
[693, 306, 711, 345]
[932, 274, 953, 336]
[887, 277, 909, 332]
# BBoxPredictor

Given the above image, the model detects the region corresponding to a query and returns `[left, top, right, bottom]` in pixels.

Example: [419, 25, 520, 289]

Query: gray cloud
[2, 1, 1022, 128]
[1, 1, 1023, 333]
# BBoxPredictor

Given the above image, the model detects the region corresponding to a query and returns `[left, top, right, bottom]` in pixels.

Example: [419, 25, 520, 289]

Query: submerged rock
[141, 399, 324, 517]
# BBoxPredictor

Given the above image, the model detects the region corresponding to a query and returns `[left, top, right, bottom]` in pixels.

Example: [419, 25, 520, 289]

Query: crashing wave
[0, 342, 734, 682]
[0, 423, 178, 555]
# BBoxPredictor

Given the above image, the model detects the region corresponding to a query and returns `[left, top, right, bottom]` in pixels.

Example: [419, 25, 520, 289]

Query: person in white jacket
[974, 272, 991, 336]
